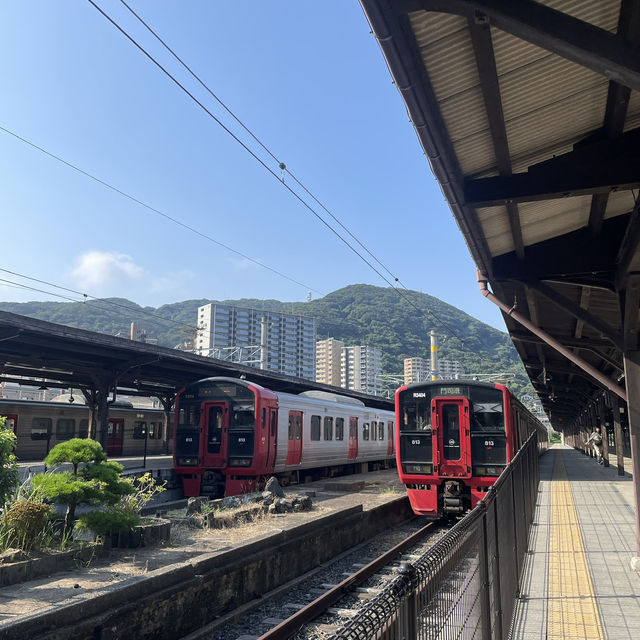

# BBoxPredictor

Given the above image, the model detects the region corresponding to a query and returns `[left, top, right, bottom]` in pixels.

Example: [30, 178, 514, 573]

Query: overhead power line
[0, 268, 197, 335]
[86, 0, 470, 347]
[117, 0, 410, 292]
[85, 0, 404, 295]
[0, 124, 321, 296]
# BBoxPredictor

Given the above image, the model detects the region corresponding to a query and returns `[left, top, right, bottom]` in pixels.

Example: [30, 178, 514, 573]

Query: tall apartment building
[403, 357, 465, 383]
[404, 357, 430, 384]
[315, 338, 344, 386]
[195, 303, 317, 380]
[439, 360, 465, 379]
[341, 345, 382, 395]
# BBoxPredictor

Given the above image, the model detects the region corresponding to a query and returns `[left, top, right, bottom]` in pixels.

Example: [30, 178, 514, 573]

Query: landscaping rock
[265, 477, 286, 498]
[185, 497, 205, 516]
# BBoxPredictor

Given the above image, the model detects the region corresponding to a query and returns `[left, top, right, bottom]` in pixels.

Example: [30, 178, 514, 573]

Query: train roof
[298, 390, 365, 407]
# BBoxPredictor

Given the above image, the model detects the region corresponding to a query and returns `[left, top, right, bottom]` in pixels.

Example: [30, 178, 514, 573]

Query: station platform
[512, 445, 640, 639]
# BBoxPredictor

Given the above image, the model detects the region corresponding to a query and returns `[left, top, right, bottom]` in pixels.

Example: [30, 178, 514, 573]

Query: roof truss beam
[415, 0, 640, 92]
[463, 127, 640, 207]
[520, 279, 623, 350]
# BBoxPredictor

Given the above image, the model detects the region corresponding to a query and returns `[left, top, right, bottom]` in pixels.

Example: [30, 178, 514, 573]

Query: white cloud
[71, 251, 144, 293]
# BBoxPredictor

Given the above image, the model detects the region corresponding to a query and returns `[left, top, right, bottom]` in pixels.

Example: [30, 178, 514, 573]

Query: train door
[348, 417, 359, 459]
[434, 398, 471, 477]
[106, 418, 124, 456]
[203, 402, 228, 468]
[0, 414, 17, 434]
[286, 410, 302, 465]
[387, 421, 394, 456]
[267, 408, 277, 469]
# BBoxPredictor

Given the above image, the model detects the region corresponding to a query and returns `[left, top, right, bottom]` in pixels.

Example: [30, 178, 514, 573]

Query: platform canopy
[360, 0, 640, 427]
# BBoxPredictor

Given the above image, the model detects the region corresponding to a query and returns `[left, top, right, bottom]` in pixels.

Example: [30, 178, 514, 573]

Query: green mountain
[0, 284, 532, 397]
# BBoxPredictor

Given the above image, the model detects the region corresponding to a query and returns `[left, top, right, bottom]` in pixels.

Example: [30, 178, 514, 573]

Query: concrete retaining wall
[0, 544, 103, 588]
[0, 496, 411, 640]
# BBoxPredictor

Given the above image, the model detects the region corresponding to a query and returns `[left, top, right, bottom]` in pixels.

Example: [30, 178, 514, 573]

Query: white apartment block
[316, 338, 344, 386]
[196, 303, 316, 380]
[404, 357, 430, 384]
[439, 359, 465, 379]
[403, 357, 465, 383]
[341, 345, 382, 396]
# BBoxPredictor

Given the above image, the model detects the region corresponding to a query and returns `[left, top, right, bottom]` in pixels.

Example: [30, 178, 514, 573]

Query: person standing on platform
[586, 426, 604, 464]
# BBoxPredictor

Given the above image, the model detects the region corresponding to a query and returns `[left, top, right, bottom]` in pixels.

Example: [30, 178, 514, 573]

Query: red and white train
[174, 377, 396, 497]
[396, 379, 548, 517]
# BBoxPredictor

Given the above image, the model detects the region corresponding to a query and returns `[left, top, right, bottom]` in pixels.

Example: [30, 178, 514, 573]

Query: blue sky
[0, 1, 505, 331]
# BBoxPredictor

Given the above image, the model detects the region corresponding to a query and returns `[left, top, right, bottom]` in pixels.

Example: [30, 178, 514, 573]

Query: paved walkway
[512, 445, 640, 639]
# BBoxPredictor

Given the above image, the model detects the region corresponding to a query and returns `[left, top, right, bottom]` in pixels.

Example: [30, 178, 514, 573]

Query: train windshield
[469, 387, 505, 433]
[400, 396, 431, 431]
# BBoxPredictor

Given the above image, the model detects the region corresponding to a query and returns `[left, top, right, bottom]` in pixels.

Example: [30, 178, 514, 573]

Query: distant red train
[395, 380, 548, 517]
[174, 377, 395, 497]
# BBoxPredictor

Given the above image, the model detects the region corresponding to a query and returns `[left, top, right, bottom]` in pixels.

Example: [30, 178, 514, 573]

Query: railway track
[197, 517, 446, 640]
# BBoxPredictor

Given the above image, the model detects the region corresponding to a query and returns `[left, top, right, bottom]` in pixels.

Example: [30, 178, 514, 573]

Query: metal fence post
[398, 562, 417, 640]
[480, 503, 492, 640]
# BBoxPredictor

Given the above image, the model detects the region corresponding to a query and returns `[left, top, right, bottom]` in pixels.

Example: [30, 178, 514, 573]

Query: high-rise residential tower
[315, 338, 345, 386]
[195, 303, 316, 380]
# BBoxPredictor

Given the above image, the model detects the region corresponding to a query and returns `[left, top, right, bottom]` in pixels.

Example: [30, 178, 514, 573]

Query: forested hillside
[0, 284, 533, 396]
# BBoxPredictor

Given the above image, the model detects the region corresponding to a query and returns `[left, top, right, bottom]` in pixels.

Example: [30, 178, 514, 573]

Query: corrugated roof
[360, 0, 638, 427]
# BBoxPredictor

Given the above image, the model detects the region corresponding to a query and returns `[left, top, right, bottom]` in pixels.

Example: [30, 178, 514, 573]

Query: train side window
[288, 414, 294, 440]
[295, 414, 302, 440]
[56, 418, 75, 441]
[363, 423, 370, 441]
[262, 408, 266, 429]
[311, 415, 321, 441]
[133, 421, 147, 439]
[378, 422, 385, 440]
[78, 419, 89, 439]
[155, 422, 163, 439]
[335, 417, 344, 440]
[371, 422, 377, 440]
[387, 421, 394, 441]
[270, 411, 277, 437]
[31, 417, 51, 440]
[324, 417, 333, 440]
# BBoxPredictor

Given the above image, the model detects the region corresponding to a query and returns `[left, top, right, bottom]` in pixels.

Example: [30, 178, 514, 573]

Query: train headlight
[476, 466, 485, 475]
[178, 458, 198, 466]
[229, 458, 252, 467]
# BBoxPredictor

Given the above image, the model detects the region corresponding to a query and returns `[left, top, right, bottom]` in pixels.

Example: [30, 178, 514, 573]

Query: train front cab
[174, 377, 278, 497]
[396, 382, 511, 517]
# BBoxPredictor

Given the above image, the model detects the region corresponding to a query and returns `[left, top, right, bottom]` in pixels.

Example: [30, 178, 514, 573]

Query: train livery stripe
[547, 452, 604, 639]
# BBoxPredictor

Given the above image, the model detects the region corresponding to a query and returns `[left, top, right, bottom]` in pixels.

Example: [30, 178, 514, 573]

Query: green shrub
[0, 416, 19, 507]
[77, 509, 139, 537]
[0, 500, 52, 552]
[33, 440, 134, 533]
[119, 472, 166, 515]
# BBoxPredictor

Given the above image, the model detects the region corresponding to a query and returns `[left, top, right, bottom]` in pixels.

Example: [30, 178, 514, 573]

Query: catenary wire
[0, 125, 321, 296]
[0, 269, 197, 334]
[85, 1, 408, 297]
[117, 0, 411, 291]
[85, 0, 468, 346]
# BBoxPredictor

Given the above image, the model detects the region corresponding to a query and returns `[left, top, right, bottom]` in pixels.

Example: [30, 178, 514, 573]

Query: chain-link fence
[333, 434, 540, 640]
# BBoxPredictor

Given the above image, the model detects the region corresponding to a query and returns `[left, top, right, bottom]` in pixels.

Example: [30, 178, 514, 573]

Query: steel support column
[611, 392, 626, 476]
[599, 395, 610, 467]
[622, 350, 640, 564]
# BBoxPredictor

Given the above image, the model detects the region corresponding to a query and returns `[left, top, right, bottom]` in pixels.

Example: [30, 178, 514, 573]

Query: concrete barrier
[0, 544, 103, 588]
[0, 496, 411, 640]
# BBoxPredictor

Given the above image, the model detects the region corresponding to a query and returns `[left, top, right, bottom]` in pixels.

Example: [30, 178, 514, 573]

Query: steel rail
[256, 520, 437, 640]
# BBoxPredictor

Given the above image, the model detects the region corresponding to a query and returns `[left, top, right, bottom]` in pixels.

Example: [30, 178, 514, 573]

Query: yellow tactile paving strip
[547, 452, 605, 639]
